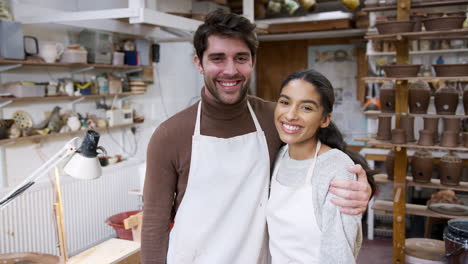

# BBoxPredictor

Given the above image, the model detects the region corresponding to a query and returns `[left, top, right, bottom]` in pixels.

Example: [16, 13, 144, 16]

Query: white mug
[40, 42, 65, 63]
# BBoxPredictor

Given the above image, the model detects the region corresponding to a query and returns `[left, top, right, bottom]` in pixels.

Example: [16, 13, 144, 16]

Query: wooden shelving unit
[365, 28, 468, 41]
[0, 92, 145, 103]
[0, 59, 150, 70]
[367, 48, 468, 57]
[0, 123, 138, 144]
[372, 200, 467, 219]
[363, 110, 468, 119]
[362, 76, 468, 83]
[374, 174, 468, 192]
[362, 0, 468, 12]
[366, 138, 468, 151]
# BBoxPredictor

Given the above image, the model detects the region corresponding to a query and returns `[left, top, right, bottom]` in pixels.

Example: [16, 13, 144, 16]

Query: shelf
[374, 174, 468, 192]
[363, 110, 468, 119]
[363, 76, 468, 83]
[0, 92, 145, 103]
[372, 200, 468, 219]
[362, 0, 468, 12]
[0, 59, 150, 70]
[367, 48, 468, 57]
[366, 138, 468, 151]
[365, 28, 468, 41]
[0, 123, 137, 144]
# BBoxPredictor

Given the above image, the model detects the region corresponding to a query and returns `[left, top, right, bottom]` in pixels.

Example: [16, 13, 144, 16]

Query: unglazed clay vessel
[400, 114, 415, 142]
[385, 150, 395, 180]
[434, 86, 459, 115]
[409, 80, 431, 114]
[377, 115, 392, 140]
[439, 152, 463, 186]
[411, 150, 434, 183]
[443, 117, 461, 133]
[463, 87, 468, 114]
[391, 128, 406, 144]
[423, 116, 439, 143]
[418, 129, 434, 146]
[440, 131, 459, 147]
[380, 82, 395, 113]
[463, 132, 468, 148]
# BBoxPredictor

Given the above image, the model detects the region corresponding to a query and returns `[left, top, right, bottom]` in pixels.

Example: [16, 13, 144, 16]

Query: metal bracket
[0, 64, 22, 72]
[71, 66, 95, 74]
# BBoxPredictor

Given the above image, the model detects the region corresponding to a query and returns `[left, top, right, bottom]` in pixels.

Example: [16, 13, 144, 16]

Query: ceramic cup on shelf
[400, 114, 415, 142]
[440, 131, 459, 147]
[418, 129, 434, 146]
[423, 117, 439, 143]
[391, 128, 406, 144]
[376, 115, 392, 141]
[39, 41, 65, 63]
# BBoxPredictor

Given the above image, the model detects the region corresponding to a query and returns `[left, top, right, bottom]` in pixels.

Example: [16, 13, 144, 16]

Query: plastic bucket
[444, 218, 468, 264]
[105, 210, 142, 240]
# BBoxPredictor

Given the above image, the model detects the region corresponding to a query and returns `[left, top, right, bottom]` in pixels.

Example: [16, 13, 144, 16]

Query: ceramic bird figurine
[47, 106, 62, 133]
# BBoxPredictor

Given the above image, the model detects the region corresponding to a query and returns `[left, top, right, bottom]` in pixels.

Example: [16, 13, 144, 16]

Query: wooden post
[54, 167, 68, 263]
[394, 1, 411, 263]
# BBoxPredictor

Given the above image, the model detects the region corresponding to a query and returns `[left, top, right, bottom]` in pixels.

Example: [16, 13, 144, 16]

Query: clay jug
[379, 82, 395, 113]
[423, 117, 439, 143]
[376, 115, 392, 140]
[385, 150, 395, 180]
[411, 150, 434, 183]
[439, 152, 463, 186]
[400, 114, 415, 142]
[434, 86, 459, 115]
[418, 129, 434, 146]
[409, 80, 431, 114]
[391, 128, 406, 144]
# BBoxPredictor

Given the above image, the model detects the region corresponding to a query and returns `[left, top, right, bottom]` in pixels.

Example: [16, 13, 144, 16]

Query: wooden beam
[267, 19, 352, 34]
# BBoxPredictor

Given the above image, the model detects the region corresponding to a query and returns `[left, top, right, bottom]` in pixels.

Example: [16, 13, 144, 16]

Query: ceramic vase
[408, 80, 431, 114]
[400, 114, 415, 142]
[418, 129, 434, 146]
[380, 82, 395, 113]
[423, 117, 439, 143]
[411, 150, 434, 183]
[434, 86, 459, 115]
[439, 152, 463, 186]
[376, 115, 392, 140]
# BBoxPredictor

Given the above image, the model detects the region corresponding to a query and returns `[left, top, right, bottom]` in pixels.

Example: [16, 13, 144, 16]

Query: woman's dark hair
[280, 69, 377, 198]
[193, 9, 258, 61]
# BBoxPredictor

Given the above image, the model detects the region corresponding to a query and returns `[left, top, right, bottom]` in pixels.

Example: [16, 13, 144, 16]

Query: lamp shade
[64, 153, 102, 180]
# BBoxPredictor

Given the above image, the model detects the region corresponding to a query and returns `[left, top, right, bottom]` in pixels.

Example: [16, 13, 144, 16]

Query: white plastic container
[60, 49, 88, 63]
[1, 81, 46, 97]
[112, 52, 125, 65]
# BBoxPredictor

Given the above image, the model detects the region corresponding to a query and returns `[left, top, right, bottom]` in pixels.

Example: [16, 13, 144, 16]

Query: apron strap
[305, 141, 321, 184]
[194, 100, 262, 136]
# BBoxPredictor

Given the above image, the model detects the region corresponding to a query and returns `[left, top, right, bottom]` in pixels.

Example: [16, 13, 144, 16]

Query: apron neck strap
[194, 101, 261, 136]
[305, 141, 321, 184]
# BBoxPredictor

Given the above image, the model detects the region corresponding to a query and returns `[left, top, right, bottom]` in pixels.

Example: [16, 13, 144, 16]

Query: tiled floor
[357, 236, 393, 264]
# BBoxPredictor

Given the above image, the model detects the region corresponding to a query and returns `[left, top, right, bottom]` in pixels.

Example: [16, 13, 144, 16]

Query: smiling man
[142, 10, 374, 264]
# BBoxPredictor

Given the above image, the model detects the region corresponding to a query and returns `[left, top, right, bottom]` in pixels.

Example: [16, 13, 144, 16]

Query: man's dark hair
[193, 9, 258, 61]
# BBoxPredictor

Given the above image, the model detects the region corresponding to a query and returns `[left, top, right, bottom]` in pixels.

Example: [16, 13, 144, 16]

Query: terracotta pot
[400, 114, 415, 142]
[463, 132, 468, 148]
[383, 64, 421, 77]
[463, 89, 468, 115]
[380, 82, 395, 113]
[423, 117, 439, 143]
[418, 129, 434, 146]
[375, 20, 415, 34]
[391, 128, 406, 144]
[385, 150, 395, 180]
[409, 80, 431, 114]
[433, 64, 468, 77]
[434, 87, 459, 115]
[377, 115, 392, 140]
[439, 152, 463, 186]
[443, 117, 461, 133]
[440, 131, 459, 147]
[411, 150, 434, 183]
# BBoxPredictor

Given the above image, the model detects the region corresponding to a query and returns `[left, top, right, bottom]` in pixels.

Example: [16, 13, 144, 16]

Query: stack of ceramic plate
[129, 80, 147, 93]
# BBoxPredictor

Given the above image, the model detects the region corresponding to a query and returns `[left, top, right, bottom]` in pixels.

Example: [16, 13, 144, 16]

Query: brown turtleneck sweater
[141, 89, 283, 264]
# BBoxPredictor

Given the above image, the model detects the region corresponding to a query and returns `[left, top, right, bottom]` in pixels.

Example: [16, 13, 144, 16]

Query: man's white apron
[167, 101, 270, 264]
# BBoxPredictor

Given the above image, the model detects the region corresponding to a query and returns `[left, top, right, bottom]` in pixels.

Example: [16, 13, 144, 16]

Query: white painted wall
[2, 0, 202, 187]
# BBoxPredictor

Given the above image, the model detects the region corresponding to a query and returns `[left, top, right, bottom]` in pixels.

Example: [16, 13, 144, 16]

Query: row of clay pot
[385, 150, 464, 186]
[376, 115, 468, 147]
[380, 81, 467, 115]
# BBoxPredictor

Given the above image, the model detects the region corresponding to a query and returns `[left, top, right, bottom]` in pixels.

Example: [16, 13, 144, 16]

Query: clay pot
[411, 150, 434, 183]
[391, 128, 406, 144]
[385, 150, 395, 180]
[375, 20, 415, 34]
[434, 87, 459, 115]
[443, 118, 461, 133]
[463, 132, 468, 148]
[380, 82, 396, 113]
[423, 117, 439, 143]
[439, 152, 463, 186]
[400, 114, 415, 142]
[408, 80, 431, 114]
[382, 64, 421, 78]
[423, 16, 466, 31]
[377, 115, 392, 140]
[440, 131, 459, 147]
[463, 88, 468, 115]
[418, 129, 434, 146]
[433, 64, 468, 77]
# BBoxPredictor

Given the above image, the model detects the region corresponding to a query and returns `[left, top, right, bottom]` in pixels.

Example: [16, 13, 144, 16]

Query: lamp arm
[0, 137, 81, 210]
